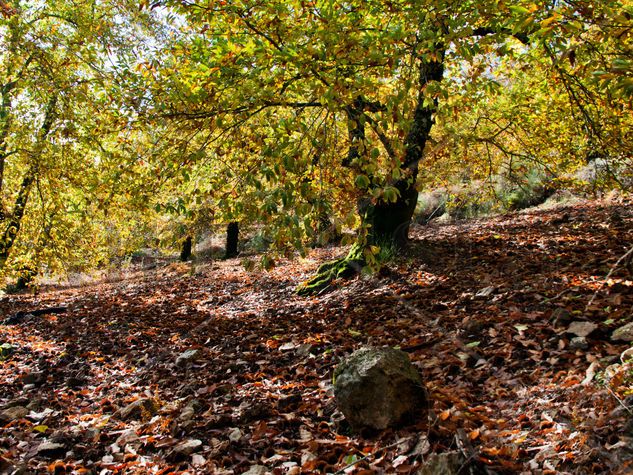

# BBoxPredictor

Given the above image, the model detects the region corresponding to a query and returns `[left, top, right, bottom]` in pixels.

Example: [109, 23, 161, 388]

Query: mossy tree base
[296, 244, 365, 296]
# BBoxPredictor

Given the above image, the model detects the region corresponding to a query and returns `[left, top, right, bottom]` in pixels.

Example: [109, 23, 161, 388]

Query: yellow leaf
[540, 14, 560, 28]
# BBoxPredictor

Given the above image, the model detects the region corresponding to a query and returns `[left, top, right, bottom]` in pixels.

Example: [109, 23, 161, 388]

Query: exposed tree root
[296, 244, 365, 296]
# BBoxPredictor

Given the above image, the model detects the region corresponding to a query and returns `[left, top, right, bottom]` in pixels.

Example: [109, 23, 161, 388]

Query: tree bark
[225, 221, 239, 258]
[296, 51, 445, 295]
[180, 235, 193, 261]
[0, 95, 57, 268]
[360, 54, 445, 248]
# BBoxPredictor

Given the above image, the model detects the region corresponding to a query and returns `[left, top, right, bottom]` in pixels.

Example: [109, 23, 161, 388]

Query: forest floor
[1, 198, 633, 475]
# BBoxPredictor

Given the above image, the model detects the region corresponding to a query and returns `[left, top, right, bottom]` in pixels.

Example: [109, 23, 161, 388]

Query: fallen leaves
[1, 200, 633, 473]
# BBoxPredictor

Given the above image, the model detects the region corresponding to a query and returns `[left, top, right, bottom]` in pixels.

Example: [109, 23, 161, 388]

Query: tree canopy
[0, 0, 631, 281]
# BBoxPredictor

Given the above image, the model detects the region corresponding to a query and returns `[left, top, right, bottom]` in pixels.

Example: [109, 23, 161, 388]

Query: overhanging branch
[161, 100, 323, 120]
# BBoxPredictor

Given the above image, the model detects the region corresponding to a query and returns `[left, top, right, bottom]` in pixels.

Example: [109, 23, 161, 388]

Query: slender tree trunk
[0, 94, 57, 269]
[180, 235, 193, 261]
[0, 81, 17, 222]
[225, 221, 239, 258]
[0, 169, 35, 263]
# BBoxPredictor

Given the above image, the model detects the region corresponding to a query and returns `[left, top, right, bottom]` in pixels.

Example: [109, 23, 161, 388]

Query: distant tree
[225, 221, 239, 259]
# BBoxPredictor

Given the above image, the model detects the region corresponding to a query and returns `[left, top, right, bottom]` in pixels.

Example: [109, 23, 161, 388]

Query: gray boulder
[333, 346, 427, 431]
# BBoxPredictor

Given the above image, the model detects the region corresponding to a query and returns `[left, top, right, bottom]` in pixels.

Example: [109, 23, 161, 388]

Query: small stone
[114, 398, 159, 421]
[172, 438, 202, 456]
[178, 401, 197, 422]
[228, 427, 243, 442]
[550, 308, 572, 328]
[418, 451, 467, 475]
[175, 349, 200, 367]
[21, 371, 45, 385]
[570, 337, 589, 350]
[0, 406, 28, 423]
[279, 342, 298, 351]
[567, 321, 597, 337]
[612, 322, 633, 342]
[296, 343, 314, 357]
[36, 441, 66, 458]
[475, 286, 495, 298]
[243, 465, 269, 475]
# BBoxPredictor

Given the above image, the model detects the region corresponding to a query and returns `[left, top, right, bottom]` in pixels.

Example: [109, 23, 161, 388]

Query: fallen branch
[3, 306, 67, 325]
[542, 288, 573, 303]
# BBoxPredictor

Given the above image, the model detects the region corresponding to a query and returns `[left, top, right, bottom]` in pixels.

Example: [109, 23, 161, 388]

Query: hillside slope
[1, 199, 632, 474]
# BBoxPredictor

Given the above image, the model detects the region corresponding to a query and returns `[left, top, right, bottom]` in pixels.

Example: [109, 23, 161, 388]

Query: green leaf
[355, 174, 370, 189]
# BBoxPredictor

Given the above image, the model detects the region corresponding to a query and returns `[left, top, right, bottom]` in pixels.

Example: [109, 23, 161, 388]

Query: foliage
[0, 0, 631, 282]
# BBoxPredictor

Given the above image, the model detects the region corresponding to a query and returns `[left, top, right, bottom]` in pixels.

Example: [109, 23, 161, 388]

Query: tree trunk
[0, 95, 57, 269]
[360, 55, 445, 248]
[0, 168, 35, 266]
[180, 235, 193, 261]
[297, 52, 445, 295]
[225, 221, 239, 258]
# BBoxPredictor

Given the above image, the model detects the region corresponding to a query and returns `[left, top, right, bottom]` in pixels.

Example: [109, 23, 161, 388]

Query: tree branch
[471, 27, 530, 45]
[161, 100, 323, 121]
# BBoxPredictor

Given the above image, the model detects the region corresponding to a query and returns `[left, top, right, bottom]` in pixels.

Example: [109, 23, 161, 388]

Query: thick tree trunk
[360, 56, 445, 248]
[180, 235, 193, 261]
[224, 221, 239, 258]
[297, 53, 445, 295]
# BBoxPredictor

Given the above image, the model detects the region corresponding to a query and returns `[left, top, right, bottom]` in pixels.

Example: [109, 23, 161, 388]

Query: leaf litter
[1, 199, 633, 474]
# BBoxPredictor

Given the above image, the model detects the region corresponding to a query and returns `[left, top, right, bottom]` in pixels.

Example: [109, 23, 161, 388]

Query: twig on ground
[542, 288, 572, 303]
[606, 385, 633, 416]
[3, 306, 68, 325]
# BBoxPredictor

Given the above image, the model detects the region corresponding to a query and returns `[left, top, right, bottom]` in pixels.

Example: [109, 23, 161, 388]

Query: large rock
[333, 346, 427, 431]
